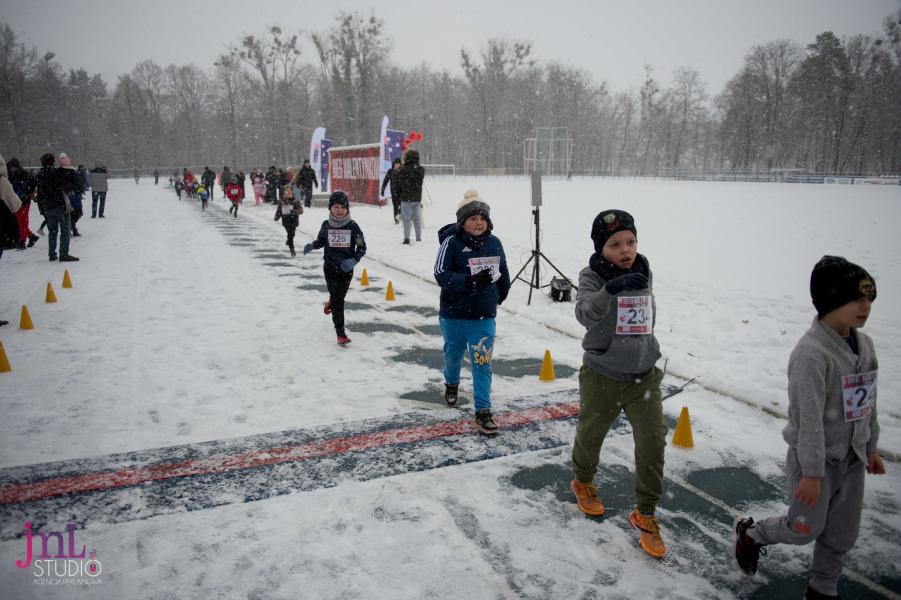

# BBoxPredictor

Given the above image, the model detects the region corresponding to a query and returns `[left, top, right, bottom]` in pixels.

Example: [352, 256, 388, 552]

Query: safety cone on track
[385, 281, 396, 301]
[62, 270, 73, 288]
[539, 350, 555, 381]
[0, 341, 11, 373]
[19, 305, 34, 330]
[360, 269, 370, 287]
[672, 407, 694, 448]
[45, 283, 57, 303]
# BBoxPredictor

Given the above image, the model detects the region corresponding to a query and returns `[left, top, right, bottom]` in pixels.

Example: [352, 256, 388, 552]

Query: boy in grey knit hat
[735, 255, 885, 600]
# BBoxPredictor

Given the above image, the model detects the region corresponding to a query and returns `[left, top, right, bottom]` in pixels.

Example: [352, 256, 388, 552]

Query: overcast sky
[3, 0, 898, 94]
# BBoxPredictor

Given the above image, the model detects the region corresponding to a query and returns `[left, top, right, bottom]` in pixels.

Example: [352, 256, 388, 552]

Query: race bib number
[842, 370, 877, 423]
[467, 256, 501, 282]
[328, 229, 351, 248]
[616, 296, 653, 335]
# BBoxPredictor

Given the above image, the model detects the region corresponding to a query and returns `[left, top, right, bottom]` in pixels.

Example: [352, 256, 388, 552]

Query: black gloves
[465, 268, 494, 291]
[605, 272, 649, 295]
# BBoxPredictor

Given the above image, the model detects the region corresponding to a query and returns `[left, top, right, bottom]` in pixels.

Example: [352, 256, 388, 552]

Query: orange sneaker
[628, 509, 666, 558]
[571, 479, 605, 516]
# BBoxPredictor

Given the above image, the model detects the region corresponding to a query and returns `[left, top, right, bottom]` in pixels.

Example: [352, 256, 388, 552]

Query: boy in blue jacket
[434, 190, 511, 435]
[304, 191, 366, 345]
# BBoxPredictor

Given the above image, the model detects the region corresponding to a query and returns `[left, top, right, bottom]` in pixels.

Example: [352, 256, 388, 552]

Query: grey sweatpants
[749, 447, 865, 596]
[401, 202, 422, 241]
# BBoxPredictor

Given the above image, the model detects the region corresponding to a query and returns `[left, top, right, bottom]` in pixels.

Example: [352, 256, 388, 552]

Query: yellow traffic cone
[385, 281, 396, 301]
[45, 282, 58, 303]
[672, 406, 695, 448]
[19, 305, 34, 330]
[0, 341, 11, 372]
[360, 269, 370, 287]
[62, 270, 73, 288]
[539, 350, 556, 381]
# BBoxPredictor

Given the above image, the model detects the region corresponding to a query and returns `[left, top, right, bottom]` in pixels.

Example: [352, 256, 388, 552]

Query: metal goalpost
[523, 127, 573, 176]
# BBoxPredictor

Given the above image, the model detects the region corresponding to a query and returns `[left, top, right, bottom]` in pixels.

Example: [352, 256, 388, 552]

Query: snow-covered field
[0, 177, 898, 599]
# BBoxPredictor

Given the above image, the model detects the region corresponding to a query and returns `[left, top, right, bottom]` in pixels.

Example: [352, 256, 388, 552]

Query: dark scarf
[455, 227, 489, 250]
[589, 252, 650, 282]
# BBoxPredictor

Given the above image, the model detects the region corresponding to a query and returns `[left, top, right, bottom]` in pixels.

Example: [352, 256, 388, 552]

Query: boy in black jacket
[304, 191, 367, 345]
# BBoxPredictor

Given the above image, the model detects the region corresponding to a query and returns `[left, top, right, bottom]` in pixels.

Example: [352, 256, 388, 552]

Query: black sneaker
[59, 255, 80, 262]
[444, 384, 459, 406]
[49, 254, 58, 261]
[28, 234, 39, 247]
[735, 518, 766, 575]
[805, 585, 840, 600]
[402, 238, 410, 245]
[474, 409, 498, 435]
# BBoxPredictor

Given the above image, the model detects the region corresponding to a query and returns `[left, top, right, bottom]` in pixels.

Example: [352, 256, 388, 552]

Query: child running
[225, 180, 242, 218]
[197, 185, 209, 210]
[434, 190, 510, 435]
[303, 191, 366, 345]
[735, 256, 884, 600]
[570, 209, 667, 558]
[275, 185, 303, 256]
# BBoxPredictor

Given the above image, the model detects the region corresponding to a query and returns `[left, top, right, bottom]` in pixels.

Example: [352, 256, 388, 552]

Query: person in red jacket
[225, 181, 242, 218]
[183, 169, 196, 199]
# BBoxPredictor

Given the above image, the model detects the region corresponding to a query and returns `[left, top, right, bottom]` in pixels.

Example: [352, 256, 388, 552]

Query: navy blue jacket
[435, 223, 511, 320]
[311, 219, 367, 270]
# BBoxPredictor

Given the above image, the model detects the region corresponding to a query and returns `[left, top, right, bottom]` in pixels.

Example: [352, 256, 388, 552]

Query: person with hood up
[294, 159, 319, 208]
[0, 153, 23, 253]
[6, 157, 39, 249]
[395, 149, 425, 244]
[434, 190, 510, 435]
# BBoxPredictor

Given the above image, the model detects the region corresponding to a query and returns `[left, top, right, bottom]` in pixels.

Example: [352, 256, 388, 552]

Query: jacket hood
[404, 150, 420, 166]
[438, 222, 457, 243]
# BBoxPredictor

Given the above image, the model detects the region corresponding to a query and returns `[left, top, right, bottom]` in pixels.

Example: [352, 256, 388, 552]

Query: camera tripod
[511, 205, 576, 305]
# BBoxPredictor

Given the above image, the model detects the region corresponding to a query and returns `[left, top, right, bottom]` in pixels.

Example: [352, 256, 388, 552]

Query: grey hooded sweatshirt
[574, 261, 661, 381]
[783, 318, 880, 477]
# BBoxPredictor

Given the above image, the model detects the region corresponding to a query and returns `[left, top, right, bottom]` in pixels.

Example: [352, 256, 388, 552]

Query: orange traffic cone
[19, 305, 34, 330]
[62, 270, 73, 288]
[360, 269, 370, 287]
[0, 341, 11, 373]
[385, 281, 396, 301]
[672, 406, 695, 448]
[45, 282, 58, 303]
[539, 350, 556, 381]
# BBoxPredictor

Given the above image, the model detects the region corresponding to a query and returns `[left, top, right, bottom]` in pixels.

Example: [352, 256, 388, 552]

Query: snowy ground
[0, 177, 899, 599]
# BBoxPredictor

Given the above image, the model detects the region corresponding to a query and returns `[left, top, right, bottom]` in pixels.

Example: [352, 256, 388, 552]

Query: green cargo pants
[571, 365, 667, 515]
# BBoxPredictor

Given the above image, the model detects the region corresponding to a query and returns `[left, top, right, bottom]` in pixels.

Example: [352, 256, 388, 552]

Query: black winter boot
[443, 384, 459, 406]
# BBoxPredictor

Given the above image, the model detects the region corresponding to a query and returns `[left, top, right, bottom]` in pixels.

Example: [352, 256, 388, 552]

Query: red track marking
[0, 401, 579, 505]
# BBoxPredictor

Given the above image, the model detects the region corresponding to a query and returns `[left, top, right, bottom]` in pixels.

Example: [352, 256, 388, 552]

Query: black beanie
[590, 210, 637, 251]
[329, 190, 349, 209]
[810, 255, 877, 318]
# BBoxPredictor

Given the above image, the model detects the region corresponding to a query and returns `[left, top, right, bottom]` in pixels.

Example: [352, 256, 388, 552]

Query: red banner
[328, 145, 383, 206]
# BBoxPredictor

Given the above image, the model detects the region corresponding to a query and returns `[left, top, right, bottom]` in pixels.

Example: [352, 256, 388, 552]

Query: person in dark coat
[396, 149, 425, 244]
[59, 154, 85, 236]
[303, 191, 367, 345]
[35, 153, 78, 261]
[433, 189, 510, 433]
[294, 159, 319, 208]
[6, 157, 38, 249]
[202, 167, 216, 199]
[381, 157, 402, 224]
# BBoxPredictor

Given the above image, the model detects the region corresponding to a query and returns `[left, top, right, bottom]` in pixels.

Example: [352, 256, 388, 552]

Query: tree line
[1, 10, 899, 175]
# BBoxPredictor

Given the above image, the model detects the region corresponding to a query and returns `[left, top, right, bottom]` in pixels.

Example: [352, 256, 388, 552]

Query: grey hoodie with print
[783, 318, 879, 477]
[574, 260, 661, 381]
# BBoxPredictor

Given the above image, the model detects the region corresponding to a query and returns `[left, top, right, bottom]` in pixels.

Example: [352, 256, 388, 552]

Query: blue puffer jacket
[434, 223, 511, 320]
